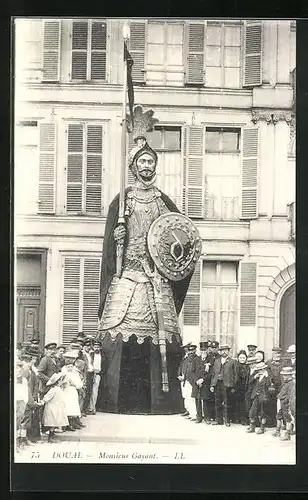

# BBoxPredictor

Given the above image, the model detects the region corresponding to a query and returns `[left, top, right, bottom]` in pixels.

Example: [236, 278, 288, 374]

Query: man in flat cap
[37, 343, 58, 396]
[210, 344, 238, 426]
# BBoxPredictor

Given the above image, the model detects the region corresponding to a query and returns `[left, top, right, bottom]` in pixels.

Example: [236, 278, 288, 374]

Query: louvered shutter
[38, 122, 56, 214]
[182, 125, 205, 218]
[62, 258, 81, 344]
[42, 20, 61, 82]
[86, 125, 103, 213]
[243, 21, 262, 87]
[90, 21, 107, 80]
[240, 127, 259, 219]
[127, 133, 135, 185]
[185, 22, 205, 85]
[66, 124, 83, 213]
[183, 260, 201, 326]
[71, 21, 88, 80]
[239, 262, 257, 326]
[82, 258, 101, 336]
[129, 21, 146, 83]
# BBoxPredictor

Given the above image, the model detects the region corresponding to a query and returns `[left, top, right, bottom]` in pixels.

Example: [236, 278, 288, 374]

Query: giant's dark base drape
[97, 333, 184, 415]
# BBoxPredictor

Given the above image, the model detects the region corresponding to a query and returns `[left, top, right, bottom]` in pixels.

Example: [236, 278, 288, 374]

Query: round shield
[147, 212, 202, 281]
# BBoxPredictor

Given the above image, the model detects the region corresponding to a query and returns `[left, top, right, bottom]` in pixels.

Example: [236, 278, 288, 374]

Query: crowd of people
[178, 341, 296, 441]
[15, 332, 106, 448]
[15, 333, 296, 449]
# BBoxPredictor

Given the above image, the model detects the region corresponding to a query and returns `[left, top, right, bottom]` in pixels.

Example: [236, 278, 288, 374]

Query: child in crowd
[273, 366, 295, 441]
[61, 351, 83, 430]
[247, 362, 271, 435]
[38, 372, 68, 443]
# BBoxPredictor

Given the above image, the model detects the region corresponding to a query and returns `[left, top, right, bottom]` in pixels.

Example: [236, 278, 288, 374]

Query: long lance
[116, 38, 128, 278]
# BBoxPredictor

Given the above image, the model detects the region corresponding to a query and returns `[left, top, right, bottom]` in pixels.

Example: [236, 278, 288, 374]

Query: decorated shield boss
[147, 212, 202, 282]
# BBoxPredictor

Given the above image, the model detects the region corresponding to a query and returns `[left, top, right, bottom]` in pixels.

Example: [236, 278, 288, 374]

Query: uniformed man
[177, 342, 192, 416]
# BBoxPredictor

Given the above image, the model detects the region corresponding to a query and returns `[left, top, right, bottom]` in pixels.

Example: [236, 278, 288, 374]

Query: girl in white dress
[39, 372, 68, 443]
[61, 351, 83, 430]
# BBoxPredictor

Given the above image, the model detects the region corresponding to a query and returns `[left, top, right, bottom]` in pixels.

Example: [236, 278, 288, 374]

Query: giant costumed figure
[96, 94, 201, 415]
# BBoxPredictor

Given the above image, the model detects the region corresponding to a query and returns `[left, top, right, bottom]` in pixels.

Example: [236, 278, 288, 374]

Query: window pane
[224, 67, 240, 88]
[68, 124, 83, 152]
[224, 46, 240, 67]
[147, 23, 164, 43]
[72, 22, 88, 50]
[151, 129, 163, 149]
[91, 51, 106, 79]
[207, 24, 222, 45]
[224, 25, 241, 46]
[206, 66, 222, 87]
[166, 45, 183, 66]
[164, 129, 181, 150]
[220, 262, 237, 284]
[87, 125, 102, 153]
[167, 24, 183, 44]
[147, 43, 165, 65]
[205, 131, 220, 151]
[206, 46, 221, 67]
[91, 22, 106, 50]
[202, 261, 217, 284]
[71, 52, 87, 80]
[222, 131, 239, 152]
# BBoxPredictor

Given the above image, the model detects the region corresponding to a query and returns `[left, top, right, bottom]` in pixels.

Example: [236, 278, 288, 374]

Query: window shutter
[66, 124, 84, 213]
[185, 22, 205, 85]
[183, 260, 201, 326]
[42, 20, 61, 82]
[62, 257, 81, 344]
[90, 21, 107, 80]
[129, 21, 146, 83]
[239, 262, 257, 326]
[38, 122, 56, 214]
[71, 21, 88, 80]
[82, 257, 101, 336]
[86, 125, 103, 213]
[240, 127, 259, 219]
[182, 125, 205, 218]
[243, 21, 262, 87]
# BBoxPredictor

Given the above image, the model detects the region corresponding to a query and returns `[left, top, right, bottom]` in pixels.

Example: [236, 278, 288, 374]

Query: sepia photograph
[13, 17, 296, 466]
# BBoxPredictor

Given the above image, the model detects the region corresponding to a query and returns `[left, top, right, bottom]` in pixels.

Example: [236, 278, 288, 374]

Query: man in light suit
[88, 340, 107, 414]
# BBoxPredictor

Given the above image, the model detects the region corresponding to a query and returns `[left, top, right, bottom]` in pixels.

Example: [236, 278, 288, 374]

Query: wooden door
[17, 290, 41, 344]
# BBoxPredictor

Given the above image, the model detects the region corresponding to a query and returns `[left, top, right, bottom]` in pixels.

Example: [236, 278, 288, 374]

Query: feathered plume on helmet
[126, 105, 159, 174]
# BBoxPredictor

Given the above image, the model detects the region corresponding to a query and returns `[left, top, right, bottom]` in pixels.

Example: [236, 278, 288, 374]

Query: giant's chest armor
[99, 188, 179, 342]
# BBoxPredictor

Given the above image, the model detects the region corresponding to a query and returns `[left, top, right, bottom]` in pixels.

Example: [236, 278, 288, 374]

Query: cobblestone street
[15, 413, 296, 465]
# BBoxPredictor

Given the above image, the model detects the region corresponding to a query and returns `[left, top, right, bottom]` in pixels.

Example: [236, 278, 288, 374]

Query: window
[71, 20, 107, 81]
[66, 123, 104, 215]
[151, 126, 181, 151]
[201, 261, 239, 352]
[204, 127, 241, 220]
[205, 22, 241, 88]
[61, 255, 101, 343]
[146, 21, 184, 86]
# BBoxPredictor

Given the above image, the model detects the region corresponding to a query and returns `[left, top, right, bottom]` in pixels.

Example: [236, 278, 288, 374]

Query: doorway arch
[279, 282, 295, 350]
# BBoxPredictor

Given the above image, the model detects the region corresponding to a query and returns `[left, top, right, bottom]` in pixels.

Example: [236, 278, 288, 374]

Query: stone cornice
[251, 110, 295, 125]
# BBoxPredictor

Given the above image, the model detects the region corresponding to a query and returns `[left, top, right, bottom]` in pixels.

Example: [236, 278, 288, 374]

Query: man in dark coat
[185, 344, 201, 421]
[96, 136, 192, 415]
[193, 342, 214, 424]
[37, 343, 58, 395]
[247, 362, 271, 434]
[210, 344, 238, 426]
[177, 342, 192, 416]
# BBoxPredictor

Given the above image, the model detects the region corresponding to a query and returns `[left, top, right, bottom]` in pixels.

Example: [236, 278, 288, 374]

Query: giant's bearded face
[135, 152, 157, 186]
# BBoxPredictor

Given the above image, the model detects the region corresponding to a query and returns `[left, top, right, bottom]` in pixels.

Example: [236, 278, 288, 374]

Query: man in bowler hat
[210, 344, 238, 426]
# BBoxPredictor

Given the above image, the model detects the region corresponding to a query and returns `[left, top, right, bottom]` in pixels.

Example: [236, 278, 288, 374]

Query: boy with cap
[267, 347, 284, 426]
[247, 362, 271, 434]
[210, 344, 238, 426]
[273, 366, 295, 441]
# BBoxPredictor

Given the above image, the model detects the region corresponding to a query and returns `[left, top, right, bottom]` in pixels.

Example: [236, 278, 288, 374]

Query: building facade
[14, 18, 296, 356]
